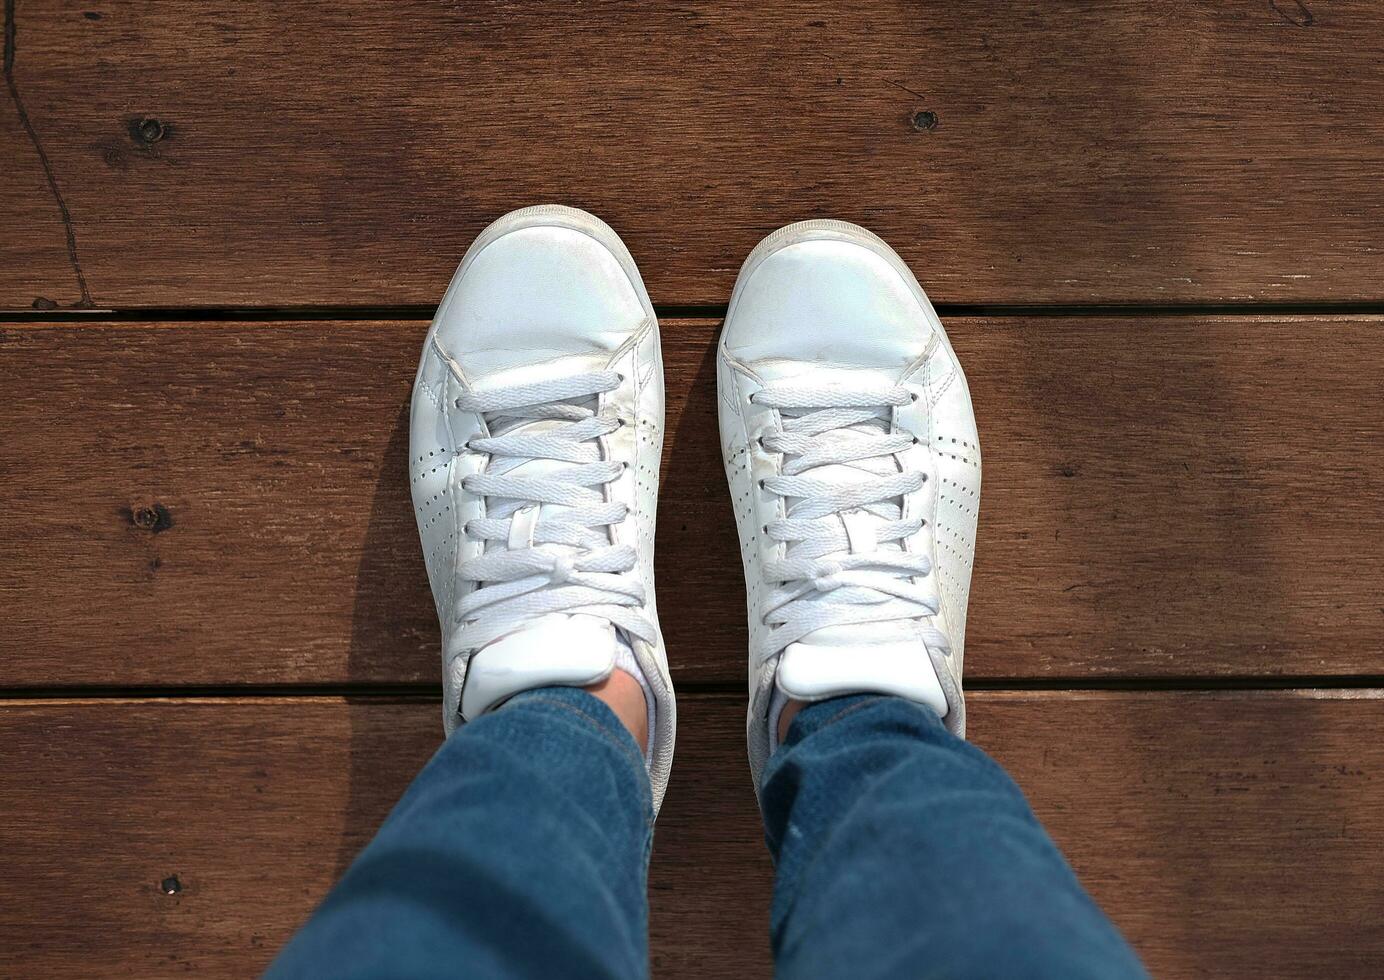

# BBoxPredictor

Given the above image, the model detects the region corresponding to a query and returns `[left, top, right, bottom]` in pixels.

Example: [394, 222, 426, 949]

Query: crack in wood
[4, 0, 93, 308]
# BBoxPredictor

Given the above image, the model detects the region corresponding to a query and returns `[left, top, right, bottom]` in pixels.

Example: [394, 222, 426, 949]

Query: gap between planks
[7, 301, 1384, 323]
[1, 688, 1381, 709]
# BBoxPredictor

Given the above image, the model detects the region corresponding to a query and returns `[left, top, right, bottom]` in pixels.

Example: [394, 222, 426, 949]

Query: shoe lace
[752, 384, 949, 666]
[447, 370, 655, 662]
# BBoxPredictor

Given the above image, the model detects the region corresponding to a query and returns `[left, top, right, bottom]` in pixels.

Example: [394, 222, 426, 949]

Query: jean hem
[505, 688, 653, 816]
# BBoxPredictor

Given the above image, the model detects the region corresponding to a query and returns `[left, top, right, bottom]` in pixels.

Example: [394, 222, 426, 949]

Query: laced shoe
[409, 205, 676, 809]
[716, 220, 981, 787]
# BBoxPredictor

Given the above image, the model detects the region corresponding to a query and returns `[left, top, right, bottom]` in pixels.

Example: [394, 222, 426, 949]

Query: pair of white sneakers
[409, 206, 981, 813]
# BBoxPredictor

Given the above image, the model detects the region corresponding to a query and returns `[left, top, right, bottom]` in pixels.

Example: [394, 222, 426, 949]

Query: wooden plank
[0, 44, 83, 311]
[3, 1, 1383, 309]
[0, 691, 1379, 978]
[2, 316, 1382, 687]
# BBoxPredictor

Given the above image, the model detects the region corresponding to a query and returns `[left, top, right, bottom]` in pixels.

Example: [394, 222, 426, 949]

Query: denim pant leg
[267, 687, 654, 980]
[761, 695, 1148, 980]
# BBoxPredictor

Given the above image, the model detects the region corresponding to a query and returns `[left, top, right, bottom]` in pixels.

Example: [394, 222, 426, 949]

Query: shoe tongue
[456, 358, 633, 721]
[462, 613, 619, 719]
[483, 446, 582, 555]
[777, 627, 948, 718]
[481, 388, 603, 557]
[777, 401, 930, 663]
[780, 407, 904, 623]
[779, 402, 899, 520]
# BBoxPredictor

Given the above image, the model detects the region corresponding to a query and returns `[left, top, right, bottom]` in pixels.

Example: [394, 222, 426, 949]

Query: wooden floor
[3, 2, 1383, 976]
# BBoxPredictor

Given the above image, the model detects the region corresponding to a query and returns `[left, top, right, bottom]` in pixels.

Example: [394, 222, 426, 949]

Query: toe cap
[721, 225, 939, 381]
[432, 209, 652, 385]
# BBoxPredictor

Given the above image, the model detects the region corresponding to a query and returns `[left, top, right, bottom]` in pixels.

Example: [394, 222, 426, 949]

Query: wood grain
[0, 691, 1379, 978]
[2, 317, 1382, 687]
[3, 1, 1383, 309]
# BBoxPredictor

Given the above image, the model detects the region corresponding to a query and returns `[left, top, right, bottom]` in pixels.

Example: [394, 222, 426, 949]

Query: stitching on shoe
[930, 362, 957, 405]
[442, 369, 462, 617]
[416, 374, 443, 411]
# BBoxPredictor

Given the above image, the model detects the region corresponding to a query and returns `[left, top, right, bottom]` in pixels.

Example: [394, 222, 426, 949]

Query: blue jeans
[268, 689, 1146, 979]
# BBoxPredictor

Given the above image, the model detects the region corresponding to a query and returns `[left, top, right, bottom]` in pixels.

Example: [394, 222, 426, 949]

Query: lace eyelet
[757, 479, 766, 490]
[454, 398, 463, 408]
[909, 392, 919, 402]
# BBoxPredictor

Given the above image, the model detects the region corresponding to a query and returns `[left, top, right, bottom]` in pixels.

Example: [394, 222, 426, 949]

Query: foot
[716, 220, 981, 787]
[410, 205, 676, 811]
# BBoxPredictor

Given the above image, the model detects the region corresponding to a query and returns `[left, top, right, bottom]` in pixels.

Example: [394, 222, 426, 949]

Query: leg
[278, 207, 679, 975]
[763, 695, 1148, 980]
[717, 222, 1141, 976]
[267, 686, 652, 980]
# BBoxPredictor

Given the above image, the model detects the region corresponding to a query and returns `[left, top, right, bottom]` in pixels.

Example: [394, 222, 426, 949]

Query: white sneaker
[410, 205, 676, 810]
[717, 220, 981, 786]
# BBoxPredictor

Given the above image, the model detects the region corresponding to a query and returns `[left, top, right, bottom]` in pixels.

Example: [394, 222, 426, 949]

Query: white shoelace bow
[447, 371, 655, 662]
[753, 384, 950, 666]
